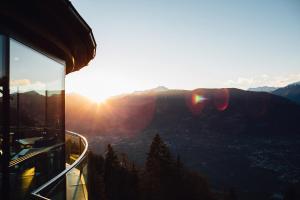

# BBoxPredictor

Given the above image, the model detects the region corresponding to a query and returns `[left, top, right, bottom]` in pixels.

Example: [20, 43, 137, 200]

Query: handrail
[31, 130, 88, 200]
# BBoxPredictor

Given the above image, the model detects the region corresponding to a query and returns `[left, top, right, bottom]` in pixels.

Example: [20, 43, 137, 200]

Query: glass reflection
[9, 38, 65, 199]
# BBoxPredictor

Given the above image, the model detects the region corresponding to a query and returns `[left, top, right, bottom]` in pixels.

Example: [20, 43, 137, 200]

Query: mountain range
[272, 82, 300, 105]
[66, 85, 300, 200]
[248, 86, 278, 93]
[248, 81, 300, 104]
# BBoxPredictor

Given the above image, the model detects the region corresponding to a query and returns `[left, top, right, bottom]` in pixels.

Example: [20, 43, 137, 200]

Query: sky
[67, 0, 300, 102]
[10, 38, 64, 94]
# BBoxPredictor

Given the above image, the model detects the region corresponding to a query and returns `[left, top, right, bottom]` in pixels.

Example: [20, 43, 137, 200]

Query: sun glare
[84, 92, 109, 103]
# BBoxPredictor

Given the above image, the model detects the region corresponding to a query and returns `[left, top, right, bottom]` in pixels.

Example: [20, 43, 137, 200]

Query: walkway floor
[66, 164, 88, 200]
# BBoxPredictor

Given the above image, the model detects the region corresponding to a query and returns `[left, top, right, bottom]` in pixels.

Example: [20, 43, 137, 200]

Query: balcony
[31, 130, 89, 200]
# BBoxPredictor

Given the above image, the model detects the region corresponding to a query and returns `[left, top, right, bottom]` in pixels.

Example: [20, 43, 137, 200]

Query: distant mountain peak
[150, 86, 169, 92]
[272, 81, 300, 104]
[248, 86, 278, 93]
[133, 86, 169, 94]
[288, 81, 300, 86]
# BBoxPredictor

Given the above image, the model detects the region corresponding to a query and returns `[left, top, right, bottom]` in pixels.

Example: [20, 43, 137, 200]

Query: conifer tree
[104, 144, 120, 200]
[142, 134, 215, 200]
[105, 144, 119, 170]
[88, 151, 106, 200]
[145, 134, 172, 174]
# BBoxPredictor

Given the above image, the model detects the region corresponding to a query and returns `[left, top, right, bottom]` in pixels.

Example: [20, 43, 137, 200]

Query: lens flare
[186, 89, 207, 115]
[213, 88, 229, 111]
[193, 94, 206, 104]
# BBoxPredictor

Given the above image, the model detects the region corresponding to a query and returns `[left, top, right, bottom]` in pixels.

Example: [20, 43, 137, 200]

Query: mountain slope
[248, 86, 278, 92]
[272, 82, 300, 104]
[66, 88, 300, 200]
[66, 88, 300, 136]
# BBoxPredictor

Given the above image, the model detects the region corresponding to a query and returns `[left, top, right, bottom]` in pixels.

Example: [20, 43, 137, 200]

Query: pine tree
[103, 144, 141, 200]
[105, 144, 119, 169]
[142, 134, 215, 200]
[142, 134, 176, 200]
[88, 151, 106, 200]
[145, 134, 172, 174]
[104, 144, 120, 200]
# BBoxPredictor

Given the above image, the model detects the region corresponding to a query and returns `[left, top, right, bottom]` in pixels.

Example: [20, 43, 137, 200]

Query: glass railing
[31, 130, 89, 200]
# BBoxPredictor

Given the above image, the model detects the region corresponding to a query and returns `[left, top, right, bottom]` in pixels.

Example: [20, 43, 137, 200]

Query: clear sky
[67, 0, 300, 102]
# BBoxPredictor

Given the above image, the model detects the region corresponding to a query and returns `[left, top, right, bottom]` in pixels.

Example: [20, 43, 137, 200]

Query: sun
[66, 66, 135, 103]
[83, 91, 109, 103]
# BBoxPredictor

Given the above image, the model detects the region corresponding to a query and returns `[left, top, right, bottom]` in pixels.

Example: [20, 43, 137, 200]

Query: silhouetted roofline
[0, 0, 96, 74]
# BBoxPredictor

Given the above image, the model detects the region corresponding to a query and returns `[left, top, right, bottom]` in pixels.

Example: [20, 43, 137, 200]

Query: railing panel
[31, 131, 88, 200]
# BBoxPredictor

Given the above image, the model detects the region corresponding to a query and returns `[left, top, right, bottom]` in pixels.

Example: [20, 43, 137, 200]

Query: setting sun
[78, 88, 110, 103]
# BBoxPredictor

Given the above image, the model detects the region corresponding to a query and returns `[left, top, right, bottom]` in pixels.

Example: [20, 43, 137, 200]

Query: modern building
[0, 0, 96, 199]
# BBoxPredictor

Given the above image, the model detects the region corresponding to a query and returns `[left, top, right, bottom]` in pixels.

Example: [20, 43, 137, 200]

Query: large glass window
[9, 38, 65, 199]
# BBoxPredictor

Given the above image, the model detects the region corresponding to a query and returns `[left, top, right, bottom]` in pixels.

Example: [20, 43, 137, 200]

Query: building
[0, 0, 96, 199]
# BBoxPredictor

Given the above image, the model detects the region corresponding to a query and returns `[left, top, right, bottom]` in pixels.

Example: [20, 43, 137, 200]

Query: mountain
[67, 88, 300, 136]
[66, 88, 300, 200]
[133, 86, 169, 94]
[289, 81, 300, 85]
[7, 91, 63, 127]
[272, 82, 300, 104]
[248, 86, 278, 92]
[149, 86, 169, 92]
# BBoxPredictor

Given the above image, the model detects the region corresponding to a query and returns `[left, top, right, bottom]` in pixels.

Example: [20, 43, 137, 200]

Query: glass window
[9, 38, 65, 199]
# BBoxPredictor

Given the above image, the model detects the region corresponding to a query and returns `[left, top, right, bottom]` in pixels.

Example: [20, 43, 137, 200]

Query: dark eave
[0, 0, 96, 74]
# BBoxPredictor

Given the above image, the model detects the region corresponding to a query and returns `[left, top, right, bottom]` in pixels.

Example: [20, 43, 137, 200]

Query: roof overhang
[0, 0, 96, 74]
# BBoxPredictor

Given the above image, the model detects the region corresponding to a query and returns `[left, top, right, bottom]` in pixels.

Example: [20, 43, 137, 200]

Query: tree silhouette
[142, 134, 215, 200]
[88, 151, 106, 200]
[104, 144, 120, 200]
[146, 134, 172, 174]
[103, 144, 140, 200]
[88, 135, 215, 200]
[142, 134, 173, 199]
